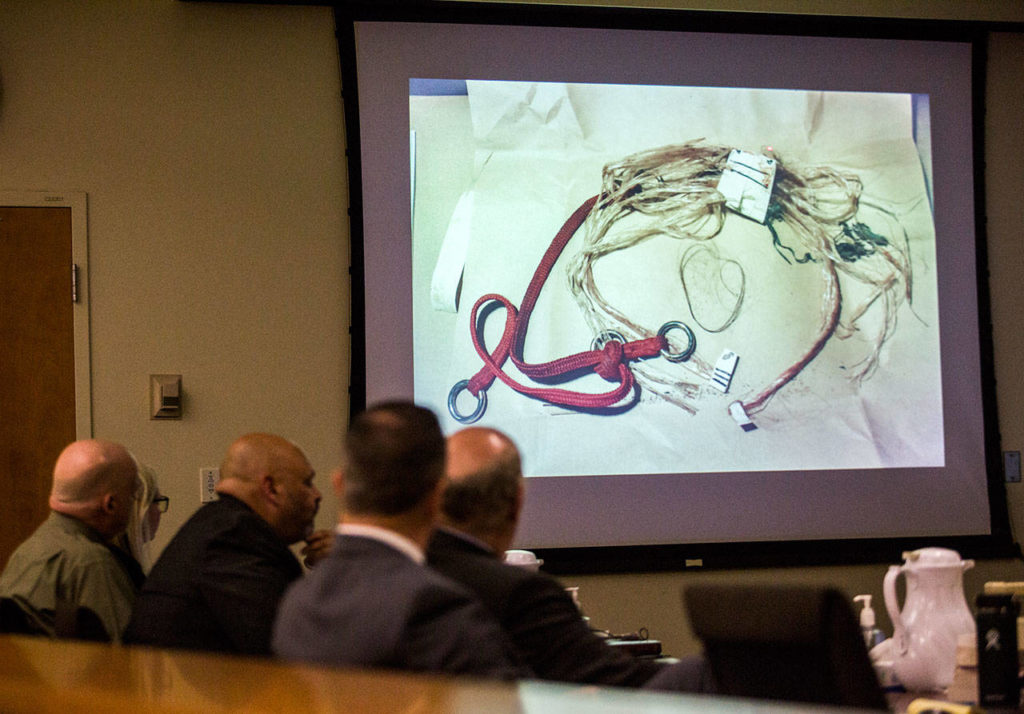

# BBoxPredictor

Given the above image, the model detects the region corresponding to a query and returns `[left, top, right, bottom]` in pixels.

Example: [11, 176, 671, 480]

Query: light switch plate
[150, 374, 182, 419]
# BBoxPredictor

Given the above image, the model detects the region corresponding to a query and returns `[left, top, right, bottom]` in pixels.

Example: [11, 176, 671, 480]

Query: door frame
[1, 190, 92, 438]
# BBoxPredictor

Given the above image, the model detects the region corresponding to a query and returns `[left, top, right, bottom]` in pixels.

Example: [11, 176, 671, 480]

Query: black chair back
[1, 597, 109, 641]
[54, 598, 110, 642]
[0, 597, 40, 635]
[684, 583, 888, 711]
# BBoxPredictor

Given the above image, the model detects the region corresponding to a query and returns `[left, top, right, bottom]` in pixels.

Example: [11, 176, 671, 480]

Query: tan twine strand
[565, 141, 914, 418]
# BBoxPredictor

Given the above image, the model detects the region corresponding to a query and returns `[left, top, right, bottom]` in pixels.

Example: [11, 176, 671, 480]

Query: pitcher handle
[883, 564, 907, 654]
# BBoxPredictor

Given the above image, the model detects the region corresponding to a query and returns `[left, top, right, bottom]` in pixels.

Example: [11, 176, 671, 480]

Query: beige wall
[1, 0, 1022, 657]
[0, 0, 349, 551]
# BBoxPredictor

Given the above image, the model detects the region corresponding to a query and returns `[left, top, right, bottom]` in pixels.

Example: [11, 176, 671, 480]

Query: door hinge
[71, 263, 79, 303]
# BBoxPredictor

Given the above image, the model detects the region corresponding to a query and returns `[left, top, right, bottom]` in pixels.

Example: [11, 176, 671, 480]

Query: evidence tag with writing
[716, 149, 777, 224]
[710, 349, 739, 394]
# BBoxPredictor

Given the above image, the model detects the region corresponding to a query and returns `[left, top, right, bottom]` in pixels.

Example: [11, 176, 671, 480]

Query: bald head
[446, 428, 519, 481]
[49, 439, 138, 538]
[441, 428, 523, 550]
[221, 433, 306, 484]
[216, 433, 321, 544]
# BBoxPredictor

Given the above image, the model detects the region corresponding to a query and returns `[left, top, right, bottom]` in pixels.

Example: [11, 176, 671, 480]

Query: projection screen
[336, 2, 1013, 571]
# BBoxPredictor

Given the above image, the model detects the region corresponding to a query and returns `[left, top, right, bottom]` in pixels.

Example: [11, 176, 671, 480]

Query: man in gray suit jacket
[271, 402, 526, 679]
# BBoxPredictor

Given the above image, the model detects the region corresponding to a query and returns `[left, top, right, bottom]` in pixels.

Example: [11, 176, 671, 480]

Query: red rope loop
[447, 195, 686, 423]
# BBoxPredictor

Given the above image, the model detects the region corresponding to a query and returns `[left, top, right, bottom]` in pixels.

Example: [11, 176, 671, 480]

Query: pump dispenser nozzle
[854, 594, 875, 627]
[854, 594, 885, 649]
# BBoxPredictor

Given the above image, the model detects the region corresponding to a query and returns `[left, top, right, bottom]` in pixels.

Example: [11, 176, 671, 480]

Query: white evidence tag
[716, 149, 777, 224]
[710, 349, 739, 394]
[729, 401, 757, 432]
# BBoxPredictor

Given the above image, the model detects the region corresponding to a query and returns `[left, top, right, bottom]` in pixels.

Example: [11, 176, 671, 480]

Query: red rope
[459, 195, 667, 413]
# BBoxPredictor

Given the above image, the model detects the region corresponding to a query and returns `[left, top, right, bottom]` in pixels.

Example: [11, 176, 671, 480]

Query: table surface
[0, 634, 897, 714]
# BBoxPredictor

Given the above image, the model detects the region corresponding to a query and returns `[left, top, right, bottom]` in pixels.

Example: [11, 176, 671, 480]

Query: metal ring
[447, 380, 487, 424]
[658, 321, 696, 362]
[591, 330, 625, 351]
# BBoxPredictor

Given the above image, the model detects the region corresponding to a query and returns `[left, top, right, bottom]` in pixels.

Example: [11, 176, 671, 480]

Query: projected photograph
[410, 79, 942, 478]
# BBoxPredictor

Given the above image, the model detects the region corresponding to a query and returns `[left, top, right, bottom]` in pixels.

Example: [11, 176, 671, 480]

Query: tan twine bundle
[566, 140, 914, 419]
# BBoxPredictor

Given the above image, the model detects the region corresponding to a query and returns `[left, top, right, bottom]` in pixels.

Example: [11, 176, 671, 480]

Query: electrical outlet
[1004, 451, 1021, 483]
[200, 467, 220, 502]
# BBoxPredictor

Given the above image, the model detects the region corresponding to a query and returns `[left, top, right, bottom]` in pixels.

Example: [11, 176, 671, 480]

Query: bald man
[0, 439, 140, 641]
[427, 427, 715, 692]
[124, 433, 321, 655]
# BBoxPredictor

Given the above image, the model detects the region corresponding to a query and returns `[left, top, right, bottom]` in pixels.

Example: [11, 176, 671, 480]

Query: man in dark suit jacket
[271, 402, 526, 679]
[124, 433, 322, 655]
[427, 427, 715, 692]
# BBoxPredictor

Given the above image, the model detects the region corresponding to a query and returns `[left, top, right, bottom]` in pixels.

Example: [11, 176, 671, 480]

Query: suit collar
[432, 525, 498, 558]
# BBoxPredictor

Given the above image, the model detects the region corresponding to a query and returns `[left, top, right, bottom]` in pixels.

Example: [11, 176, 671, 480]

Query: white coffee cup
[504, 549, 543, 571]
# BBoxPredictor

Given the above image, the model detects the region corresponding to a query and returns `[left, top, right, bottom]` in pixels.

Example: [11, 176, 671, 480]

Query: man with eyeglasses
[0, 439, 141, 642]
[113, 463, 169, 584]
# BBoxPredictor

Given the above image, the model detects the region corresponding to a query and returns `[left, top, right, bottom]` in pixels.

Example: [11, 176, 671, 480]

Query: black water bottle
[976, 593, 1020, 709]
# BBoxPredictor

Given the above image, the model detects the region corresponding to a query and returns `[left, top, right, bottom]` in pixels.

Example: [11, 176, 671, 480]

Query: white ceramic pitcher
[882, 547, 975, 692]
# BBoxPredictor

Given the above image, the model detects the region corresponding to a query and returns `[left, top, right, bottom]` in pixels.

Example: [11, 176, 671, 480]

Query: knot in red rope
[594, 340, 625, 381]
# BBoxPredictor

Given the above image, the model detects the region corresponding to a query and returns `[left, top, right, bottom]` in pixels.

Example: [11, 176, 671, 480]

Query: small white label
[717, 149, 777, 224]
[729, 401, 757, 432]
[710, 349, 739, 394]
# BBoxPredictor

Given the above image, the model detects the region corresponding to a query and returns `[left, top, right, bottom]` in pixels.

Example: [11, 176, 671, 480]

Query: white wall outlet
[200, 467, 220, 502]
[1005, 451, 1021, 483]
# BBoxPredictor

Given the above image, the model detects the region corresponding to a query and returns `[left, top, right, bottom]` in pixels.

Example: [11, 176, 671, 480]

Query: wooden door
[0, 205, 78, 568]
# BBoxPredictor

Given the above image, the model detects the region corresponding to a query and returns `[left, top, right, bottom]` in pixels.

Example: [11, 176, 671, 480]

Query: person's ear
[101, 493, 117, 514]
[330, 467, 345, 497]
[260, 474, 279, 504]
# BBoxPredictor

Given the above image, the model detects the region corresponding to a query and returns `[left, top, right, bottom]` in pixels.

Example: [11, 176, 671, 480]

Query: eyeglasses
[152, 495, 170, 513]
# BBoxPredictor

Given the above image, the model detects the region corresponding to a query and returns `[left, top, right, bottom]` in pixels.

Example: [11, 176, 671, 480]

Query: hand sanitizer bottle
[854, 594, 885, 650]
